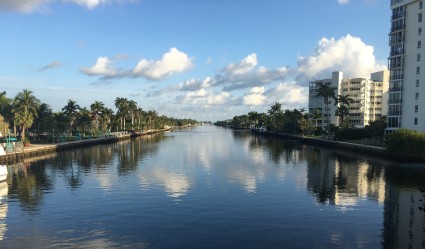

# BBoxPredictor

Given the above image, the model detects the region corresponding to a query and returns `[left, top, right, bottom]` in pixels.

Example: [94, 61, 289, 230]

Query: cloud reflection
[139, 168, 190, 199]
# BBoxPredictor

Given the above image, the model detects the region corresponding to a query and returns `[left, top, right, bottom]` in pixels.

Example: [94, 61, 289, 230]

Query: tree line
[0, 89, 197, 143]
[215, 84, 387, 139]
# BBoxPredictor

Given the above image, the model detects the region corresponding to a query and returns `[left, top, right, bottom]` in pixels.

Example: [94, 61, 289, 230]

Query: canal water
[0, 126, 424, 248]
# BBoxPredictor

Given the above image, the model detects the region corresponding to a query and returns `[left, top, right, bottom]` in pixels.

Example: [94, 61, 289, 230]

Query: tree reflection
[8, 161, 53, 212]
[248, 133, 301, 164]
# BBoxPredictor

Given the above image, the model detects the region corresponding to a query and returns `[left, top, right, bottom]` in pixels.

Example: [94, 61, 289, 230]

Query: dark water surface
[0, 126, 424, 248]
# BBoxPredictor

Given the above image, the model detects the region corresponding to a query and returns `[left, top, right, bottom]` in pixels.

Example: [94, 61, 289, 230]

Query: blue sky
[0, 0, 389, 121]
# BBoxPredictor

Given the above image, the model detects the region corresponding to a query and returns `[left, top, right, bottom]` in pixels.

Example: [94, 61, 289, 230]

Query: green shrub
[335, 128, 368, 140]
[385, 129, 425, 157]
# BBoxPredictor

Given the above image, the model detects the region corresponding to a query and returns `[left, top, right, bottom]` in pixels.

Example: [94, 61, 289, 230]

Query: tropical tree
[35, 103, 53, 133]
[316, 84, 337, 133]
[62, 99, 80, 133]
[12, 89, 41, 141]
[146, 110, 158, 130]
[90, 101, 105, 133]
[248, 111, 259, 128]
[335, 105, 350, 128]
[310, 109, 323, 127]
[335, 94, 353, 107]
[115, 97, 129, 130]
[335, 94, 353, 127]
[0, 114, 9, 138]
[128, 100, 137, 128]
[268, 102, 283, 131]
[76, 108, 92, 133]
[100, 107, 114, 133]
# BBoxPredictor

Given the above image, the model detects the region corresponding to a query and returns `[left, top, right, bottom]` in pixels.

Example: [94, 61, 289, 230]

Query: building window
[418, 54, 421, 61]
[420, 13, 423, 22]
[415, 118, 418, 125]
[420, 28, 423, 35]
[415, 105, 419, 112]
[417, 66, 421, 74]
[417, 79, 420, 87]
[416, 92, 419, 99]
[418, 41, 422, 48]
[421, 1, 424, 9]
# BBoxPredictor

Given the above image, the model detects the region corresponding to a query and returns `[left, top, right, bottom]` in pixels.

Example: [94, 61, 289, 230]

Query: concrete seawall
[0, 129, 170, 164]
[251, 130, 423, 162]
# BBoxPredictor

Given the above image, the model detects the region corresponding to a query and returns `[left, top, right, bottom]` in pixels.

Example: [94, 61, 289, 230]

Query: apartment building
[308, 71, 389, 128]
[388, 0, 425, 133]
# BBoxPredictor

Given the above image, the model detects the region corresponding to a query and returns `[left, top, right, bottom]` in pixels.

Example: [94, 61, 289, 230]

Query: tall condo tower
[388, 0, 425, 133]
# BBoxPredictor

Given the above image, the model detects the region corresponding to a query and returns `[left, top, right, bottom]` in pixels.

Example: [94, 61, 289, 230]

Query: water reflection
[139, 168, 190, 198]
[1, 127, 425, 248]
[0, 181, 8, 241]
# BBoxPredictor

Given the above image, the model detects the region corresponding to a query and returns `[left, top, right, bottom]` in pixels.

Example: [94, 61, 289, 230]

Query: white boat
[0, 165, 7, 182]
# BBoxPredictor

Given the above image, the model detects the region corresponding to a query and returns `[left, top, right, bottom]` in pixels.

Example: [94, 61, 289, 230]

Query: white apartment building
[308, 71, 389, 128]
[388, 0, 425, 133]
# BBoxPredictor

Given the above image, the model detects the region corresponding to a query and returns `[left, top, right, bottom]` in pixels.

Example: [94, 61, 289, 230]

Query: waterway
[0, 126, 424, 248]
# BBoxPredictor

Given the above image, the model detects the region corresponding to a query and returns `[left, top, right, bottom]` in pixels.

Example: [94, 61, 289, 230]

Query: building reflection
[383, 166, 425, 249]
[304, 147, 425, 248]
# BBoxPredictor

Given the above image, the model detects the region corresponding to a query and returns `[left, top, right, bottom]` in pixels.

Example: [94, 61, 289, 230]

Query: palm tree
[335, 94, 353, 127]
[12, 89, 41, 141]
[335, 94, 353, 107]
[310, 109, 324, 127]
[315, 84, 337, 133]
[77, 107, 92, 133]
[35, 103, 53, 133]
[128, 100, 137, 128]
[90, 101, 105, 133]
[100, 107, 114, 133]
[335, 105, 350, 128]
[62, 100, 80, 133]
[0, 114, 9, 139]
[146, 110, 158, 130]
[115, 97, 129, 130]
[268, 102, 282, 131]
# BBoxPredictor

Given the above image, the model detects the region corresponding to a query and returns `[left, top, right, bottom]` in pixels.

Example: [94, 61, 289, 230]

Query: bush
[385, 129, 425, 157]
[335, 128, 368, 140]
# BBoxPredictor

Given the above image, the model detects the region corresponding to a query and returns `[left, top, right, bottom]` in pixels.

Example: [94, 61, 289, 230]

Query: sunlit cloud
[337, 0, 350, 4]
[295, 34, 386, 85]
[242, 87, 267, 106]
[80, 56, 118, 77]
[80, 48, 193, 81]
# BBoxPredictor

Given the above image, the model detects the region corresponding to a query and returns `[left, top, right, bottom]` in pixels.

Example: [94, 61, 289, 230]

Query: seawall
[251, 130, 424, 163]
[0, 129, 170, 164]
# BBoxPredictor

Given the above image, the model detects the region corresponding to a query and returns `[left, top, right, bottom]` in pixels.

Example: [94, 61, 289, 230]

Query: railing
[1, 141, 24, 154]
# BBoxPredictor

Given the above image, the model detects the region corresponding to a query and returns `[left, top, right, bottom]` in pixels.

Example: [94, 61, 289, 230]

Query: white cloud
[207, 92, 231, 106]
[243, 87, 266, 106]
[178, 90, 234, 106]
[296, 34, 386, 84]
[0, 0, 135, 12]
[80, 56, 117, 77]
[132, 47, 193, 80]
[80, 48, 193, 81]
[338, 0, 350, 4]
[64, 0, 108, 9]
[223, 53, 258, 76]
[0, 0, 51, 13]
[266, 82, 309, 108]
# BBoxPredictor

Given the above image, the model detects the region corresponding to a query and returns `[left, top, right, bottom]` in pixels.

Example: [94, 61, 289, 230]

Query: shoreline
[0, 128, 170, 164]
[250, 129, 425, 163]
